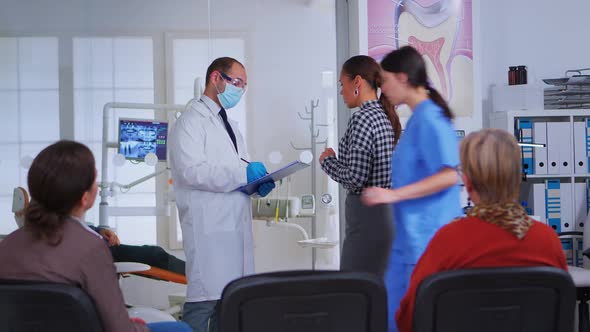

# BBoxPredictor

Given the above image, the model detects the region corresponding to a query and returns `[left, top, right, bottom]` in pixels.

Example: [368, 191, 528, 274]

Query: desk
[569, 266, 590, 332]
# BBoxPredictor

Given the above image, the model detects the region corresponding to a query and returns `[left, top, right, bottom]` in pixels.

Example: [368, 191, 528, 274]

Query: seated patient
[94, 227, 186, 276]
[395, 129, 568, 332]
[0, 141, 190, 332]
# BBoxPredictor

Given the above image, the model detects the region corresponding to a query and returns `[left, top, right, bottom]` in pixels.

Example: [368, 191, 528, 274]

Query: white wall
[0, 0, 337, 309]
[479, 0, 590, 125]
[245, 1, 339, 273]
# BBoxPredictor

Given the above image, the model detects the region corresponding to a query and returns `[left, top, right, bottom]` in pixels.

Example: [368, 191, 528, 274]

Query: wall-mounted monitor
[118, 118, 168, 162]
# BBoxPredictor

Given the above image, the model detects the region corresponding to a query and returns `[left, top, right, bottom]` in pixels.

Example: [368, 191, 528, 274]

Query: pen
[241, 158, 269, 175]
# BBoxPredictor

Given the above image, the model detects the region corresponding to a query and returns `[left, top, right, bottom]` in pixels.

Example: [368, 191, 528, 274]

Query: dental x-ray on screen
[118, 118, 168, 162]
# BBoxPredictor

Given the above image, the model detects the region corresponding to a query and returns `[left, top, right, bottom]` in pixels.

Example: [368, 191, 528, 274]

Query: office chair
[413, 266, 575, 332]
[219, 270, 387, 332]
[0, 280, 104, 332]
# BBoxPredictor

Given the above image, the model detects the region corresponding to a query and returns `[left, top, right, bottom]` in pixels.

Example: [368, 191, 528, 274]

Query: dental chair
[11, 186, 29, 228]
[0, 280, 104, 332]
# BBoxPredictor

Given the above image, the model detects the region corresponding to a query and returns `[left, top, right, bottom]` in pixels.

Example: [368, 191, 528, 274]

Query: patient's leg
[110, 244, 186, 275]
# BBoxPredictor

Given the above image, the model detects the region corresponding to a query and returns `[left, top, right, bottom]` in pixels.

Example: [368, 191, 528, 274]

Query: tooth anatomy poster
[368, 0, 473, 116]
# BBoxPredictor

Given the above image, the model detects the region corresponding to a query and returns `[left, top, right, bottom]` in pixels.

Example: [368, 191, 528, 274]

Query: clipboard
[235, 160, 310, 195]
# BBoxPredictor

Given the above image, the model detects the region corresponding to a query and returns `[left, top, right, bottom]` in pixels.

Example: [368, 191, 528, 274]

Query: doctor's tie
[219, 108, 238, 153]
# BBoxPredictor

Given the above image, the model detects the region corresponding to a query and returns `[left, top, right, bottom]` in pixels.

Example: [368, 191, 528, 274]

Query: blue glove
[257, 181, 275, 197]
[246, 162, 267, 183]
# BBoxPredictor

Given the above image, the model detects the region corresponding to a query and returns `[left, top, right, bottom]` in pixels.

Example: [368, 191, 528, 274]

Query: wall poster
[368, 0, 473, 116]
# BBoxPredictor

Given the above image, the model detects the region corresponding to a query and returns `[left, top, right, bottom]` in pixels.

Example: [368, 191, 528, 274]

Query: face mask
[217, 82, 244, 109]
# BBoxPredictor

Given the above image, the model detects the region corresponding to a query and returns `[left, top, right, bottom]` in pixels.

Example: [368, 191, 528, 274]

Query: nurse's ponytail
[376, 77, 402, 145]
[425, 83, 454, 120]
[381, 46, 454, 121]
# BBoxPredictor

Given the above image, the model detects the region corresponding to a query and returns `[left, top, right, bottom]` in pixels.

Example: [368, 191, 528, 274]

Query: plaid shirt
[321, 100, 395, 194]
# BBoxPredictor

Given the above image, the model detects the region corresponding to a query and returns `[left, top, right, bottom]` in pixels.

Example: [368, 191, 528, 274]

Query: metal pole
[336, 0, 351, 266]
[311, 100, 317, 270]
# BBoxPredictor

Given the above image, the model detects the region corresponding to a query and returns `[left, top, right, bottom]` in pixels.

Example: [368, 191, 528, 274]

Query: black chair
[0, 280, 104, 332]
[413, 266, 576, 332]
[219, 270, 387, 332]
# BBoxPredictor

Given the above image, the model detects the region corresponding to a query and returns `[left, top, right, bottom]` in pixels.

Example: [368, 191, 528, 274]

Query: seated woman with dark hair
[12, 187, 186, 280]
[0, 140, 190, 332]
[394, 129, 568, 332]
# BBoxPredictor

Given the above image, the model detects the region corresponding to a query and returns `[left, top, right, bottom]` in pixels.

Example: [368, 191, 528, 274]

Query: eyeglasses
[219, 72, 247, 90]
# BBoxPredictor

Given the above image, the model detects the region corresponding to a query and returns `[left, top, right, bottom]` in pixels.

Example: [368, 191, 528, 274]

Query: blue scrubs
[386, 99, 462, 332]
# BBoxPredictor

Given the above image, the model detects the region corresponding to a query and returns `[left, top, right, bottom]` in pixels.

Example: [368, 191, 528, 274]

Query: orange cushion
[133, 266, 187, 284]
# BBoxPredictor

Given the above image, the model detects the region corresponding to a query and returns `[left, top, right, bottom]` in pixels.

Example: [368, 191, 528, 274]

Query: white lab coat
[169, 96, 254, 302]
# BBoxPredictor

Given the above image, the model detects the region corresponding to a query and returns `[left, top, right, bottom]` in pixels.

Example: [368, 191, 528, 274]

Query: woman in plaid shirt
[319, 55, 401, 278]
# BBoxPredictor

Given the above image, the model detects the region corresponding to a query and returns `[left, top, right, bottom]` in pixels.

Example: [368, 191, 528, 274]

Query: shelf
[525, 174, 574, 178]
[496, 109, 590, 118]
[490, 109, 589, 236]
[525, 174, 590, 178]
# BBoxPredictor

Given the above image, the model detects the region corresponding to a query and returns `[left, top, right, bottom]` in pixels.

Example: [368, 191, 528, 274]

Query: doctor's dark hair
[342, 55, 402, 145]
[205, 57, 245, 86]
[380, 46, 454, 120]
[25, 140, 95, 245]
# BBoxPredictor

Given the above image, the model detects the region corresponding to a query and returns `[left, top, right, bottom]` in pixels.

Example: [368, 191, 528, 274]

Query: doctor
[169, 57, 274, 332]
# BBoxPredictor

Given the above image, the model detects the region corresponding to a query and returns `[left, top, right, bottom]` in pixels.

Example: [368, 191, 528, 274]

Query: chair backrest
[0, 280, 104, 332]
[219, 270, 387, 332]
[413, 266, 575, 332]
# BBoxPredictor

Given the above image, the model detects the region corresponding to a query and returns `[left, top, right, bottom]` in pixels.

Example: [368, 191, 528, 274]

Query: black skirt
[340, 193, 395, 278]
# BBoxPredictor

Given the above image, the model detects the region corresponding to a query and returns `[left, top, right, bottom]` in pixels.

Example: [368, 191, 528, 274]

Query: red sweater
[395, 217, 568, 332]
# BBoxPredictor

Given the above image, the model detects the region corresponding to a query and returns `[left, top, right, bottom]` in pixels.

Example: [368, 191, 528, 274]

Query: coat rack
[289, 98, 328, 269]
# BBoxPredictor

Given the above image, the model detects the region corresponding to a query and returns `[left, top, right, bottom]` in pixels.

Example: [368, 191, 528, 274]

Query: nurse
[362, 46, 462, 332]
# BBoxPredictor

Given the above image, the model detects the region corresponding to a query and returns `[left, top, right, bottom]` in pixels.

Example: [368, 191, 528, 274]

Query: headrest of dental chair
[12, 187, 29, 228]
[0, 280, 104, 332]
[219, 270, 387, 332]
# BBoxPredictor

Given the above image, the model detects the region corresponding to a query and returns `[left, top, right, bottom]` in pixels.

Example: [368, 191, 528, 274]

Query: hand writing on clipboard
[241, 158, 269, 175]
[235, 160, 311, 196]
[243, 158, 273, 197]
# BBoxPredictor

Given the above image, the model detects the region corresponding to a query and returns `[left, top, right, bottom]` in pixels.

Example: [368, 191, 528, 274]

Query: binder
[560, 183, 573, 232]
[574, 182, 587, 232]
[574, 121, 587, 173]
[557, 122, 573, 174]
[531, 183, 546, 224]
[576, 236, 584, 267]
[516, 119, 534, 174]
[533, 122, 548, 174]
[545, 179, 561, 232]
[546, 122, 561, 174]
[561, 238, 574, 266]
[586, 118, 590, 172]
